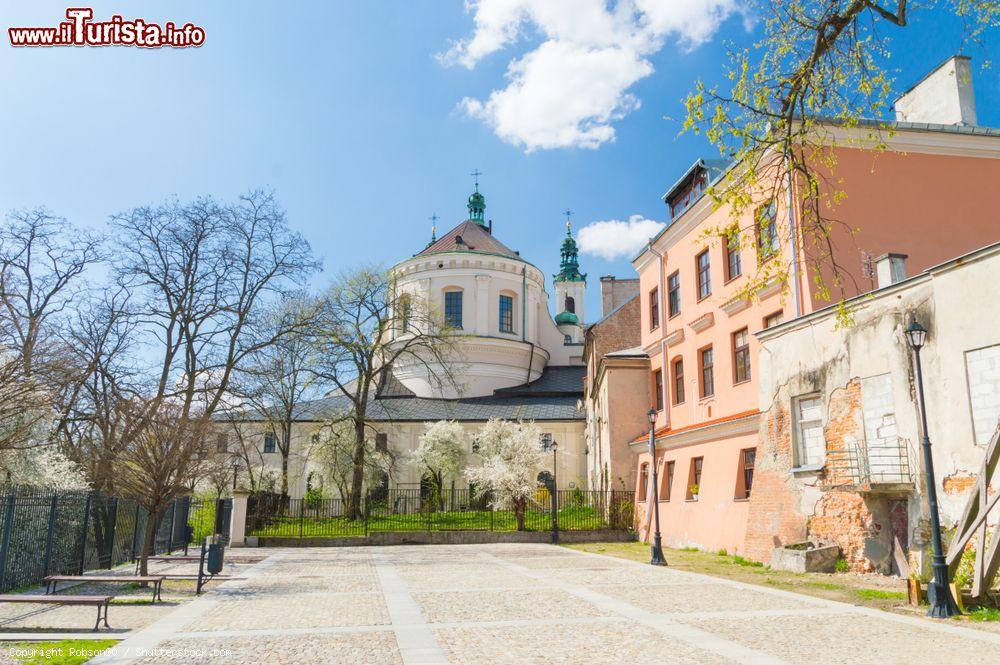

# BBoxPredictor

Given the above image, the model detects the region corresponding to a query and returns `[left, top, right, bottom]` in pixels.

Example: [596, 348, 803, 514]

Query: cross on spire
[429, 213, 439, 243]
[563, 208, 573, 233]
[471, 169, 483, 191]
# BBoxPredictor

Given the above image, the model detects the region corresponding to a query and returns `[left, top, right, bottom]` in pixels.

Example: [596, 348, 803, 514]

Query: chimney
[876, 253, 908, 288]
[894, 55, 977, 126]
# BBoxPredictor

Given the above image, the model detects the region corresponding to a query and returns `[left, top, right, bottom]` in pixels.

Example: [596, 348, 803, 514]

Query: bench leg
[94, 601, 111, 630]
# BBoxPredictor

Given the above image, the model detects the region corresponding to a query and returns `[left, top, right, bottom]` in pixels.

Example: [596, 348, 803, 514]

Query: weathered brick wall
[590, 295, 641, 361]
[744, 386, 808, 562]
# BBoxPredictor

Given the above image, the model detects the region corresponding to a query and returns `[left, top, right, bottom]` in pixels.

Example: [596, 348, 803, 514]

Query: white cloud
[577, 215, 666, 260]
[441, 0, 739, 152]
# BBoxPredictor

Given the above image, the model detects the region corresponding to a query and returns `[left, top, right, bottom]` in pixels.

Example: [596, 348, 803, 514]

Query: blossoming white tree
[410, 420, 467, 510]
[466, 418, 543, 531]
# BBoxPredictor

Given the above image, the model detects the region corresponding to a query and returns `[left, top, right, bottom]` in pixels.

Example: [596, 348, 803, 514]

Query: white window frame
[792, 393, 825, 470]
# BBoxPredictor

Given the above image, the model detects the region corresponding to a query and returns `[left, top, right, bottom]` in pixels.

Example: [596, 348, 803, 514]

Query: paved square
[93, 543, 1000, 664]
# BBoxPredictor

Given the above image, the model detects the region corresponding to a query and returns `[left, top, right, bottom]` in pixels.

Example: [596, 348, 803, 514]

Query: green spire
[467, 169, 486, 225]
[554, 215, 586, 283]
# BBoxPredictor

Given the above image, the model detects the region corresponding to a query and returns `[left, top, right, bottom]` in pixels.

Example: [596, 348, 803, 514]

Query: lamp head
[905, 319, 927, 351]
[647, 408, 657, 424]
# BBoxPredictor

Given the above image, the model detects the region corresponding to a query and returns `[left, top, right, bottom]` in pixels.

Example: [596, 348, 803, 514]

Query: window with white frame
[794, 395, 825, 467]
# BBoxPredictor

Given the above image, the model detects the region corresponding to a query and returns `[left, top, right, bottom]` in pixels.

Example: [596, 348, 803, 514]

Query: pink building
[630, 57, 1000, 556]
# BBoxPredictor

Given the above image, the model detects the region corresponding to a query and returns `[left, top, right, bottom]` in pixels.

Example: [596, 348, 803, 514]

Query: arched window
[564, 295, 576, 313]
[443, 288, 463, 329]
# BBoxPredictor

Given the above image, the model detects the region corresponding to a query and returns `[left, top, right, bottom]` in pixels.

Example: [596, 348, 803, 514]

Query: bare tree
[228, 296, 325, 497]
[108, 190, 317, 445]
[113, 401, 210, 576]
[311, 266, 459, 519]
[314, 418, 394, 504]
[0, 208, 102, 377]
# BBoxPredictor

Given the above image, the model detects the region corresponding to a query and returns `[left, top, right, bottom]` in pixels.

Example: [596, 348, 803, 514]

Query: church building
[232, 184, 592, 498]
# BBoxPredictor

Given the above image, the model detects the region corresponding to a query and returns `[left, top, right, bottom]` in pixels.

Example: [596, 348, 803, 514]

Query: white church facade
[226, 185, 592, 499]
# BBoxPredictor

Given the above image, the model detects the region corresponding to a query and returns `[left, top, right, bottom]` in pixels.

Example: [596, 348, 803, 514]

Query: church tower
[553, 218, 586, 343]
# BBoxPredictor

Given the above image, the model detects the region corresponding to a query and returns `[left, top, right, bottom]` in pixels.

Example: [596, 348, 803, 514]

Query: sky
[2, 1, 998, 320]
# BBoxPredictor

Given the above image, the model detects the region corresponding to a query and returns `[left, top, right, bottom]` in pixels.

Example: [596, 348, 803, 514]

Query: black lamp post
[550, 441, 559, 544]
[647, 408, 667, 566]
[905, 319, 960, 618]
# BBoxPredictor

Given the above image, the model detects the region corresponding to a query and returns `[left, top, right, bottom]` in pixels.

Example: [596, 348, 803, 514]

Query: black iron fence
[248, 488, 634, 539]
[0, 486, 231, 593]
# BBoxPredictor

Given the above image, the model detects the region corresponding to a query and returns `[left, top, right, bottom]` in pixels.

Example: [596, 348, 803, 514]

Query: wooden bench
[136, 555, 200, 573]
[0, 594, 112, 631]
[44, 575, 165, 603]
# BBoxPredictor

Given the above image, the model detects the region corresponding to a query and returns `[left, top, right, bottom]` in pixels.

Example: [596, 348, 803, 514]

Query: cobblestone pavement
[89, 544, 1000, 664]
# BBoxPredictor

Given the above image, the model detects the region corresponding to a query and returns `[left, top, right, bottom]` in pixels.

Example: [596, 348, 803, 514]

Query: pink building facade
[631, 121, 1000, 556]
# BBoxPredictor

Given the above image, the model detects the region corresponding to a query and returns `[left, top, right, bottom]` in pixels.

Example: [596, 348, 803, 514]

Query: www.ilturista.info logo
[9, 8, 205, 48]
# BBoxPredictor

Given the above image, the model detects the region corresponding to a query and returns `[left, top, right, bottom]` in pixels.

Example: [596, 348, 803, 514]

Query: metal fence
[248, 488, 634, 539]
[0, 486, 230, 593]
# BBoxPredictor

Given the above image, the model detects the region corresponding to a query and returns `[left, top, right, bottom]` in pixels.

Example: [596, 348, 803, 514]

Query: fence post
[0, 494, 17, 591]
[43, 494, 58, 577]
[78, 492, 93, 575]
[489, 501, 494, 532]
[364, 491, 371, 537]
[106, 498, 119, 569]
[130, 502, 141, 562]
[229, 491, 249, 546]
[299, 499, 304, 539]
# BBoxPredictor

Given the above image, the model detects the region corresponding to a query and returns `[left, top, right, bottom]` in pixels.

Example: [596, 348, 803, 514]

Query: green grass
[679, 546, 700, 552]
[834, 558, 850, 573]
[731, 555, 764, 568]
[251, 504, 614, 538]
[965, 606, 1000, 622]
[1, 640, 118, 665]
[806, 581, 844, 591]
[855, 588, 906, 601]
[188, 498, 219, 542]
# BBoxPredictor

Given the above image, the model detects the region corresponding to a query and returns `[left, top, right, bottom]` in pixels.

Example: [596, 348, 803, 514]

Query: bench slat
[44, 576, 163, 582]
[0, 595, 111, 603]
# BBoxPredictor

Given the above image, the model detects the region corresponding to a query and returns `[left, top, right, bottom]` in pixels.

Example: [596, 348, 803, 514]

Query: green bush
[834, 558, 850, 573]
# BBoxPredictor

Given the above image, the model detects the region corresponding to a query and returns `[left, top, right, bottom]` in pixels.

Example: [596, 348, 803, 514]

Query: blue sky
[1, 1, 997, 319]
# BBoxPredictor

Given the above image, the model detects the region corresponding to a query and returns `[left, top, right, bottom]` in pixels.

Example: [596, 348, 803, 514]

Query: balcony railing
[826, 437, 915, 491]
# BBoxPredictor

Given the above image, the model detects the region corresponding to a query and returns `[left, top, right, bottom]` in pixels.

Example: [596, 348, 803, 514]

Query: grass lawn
[1, 640, 118, 665]
[562, 541, 998, 630]
[251, 504, 613, 537]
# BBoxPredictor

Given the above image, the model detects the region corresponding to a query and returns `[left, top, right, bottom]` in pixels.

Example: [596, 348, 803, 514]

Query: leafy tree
[683, 0, 999, 311]
[411, 420, 468, 510]
[466, 418, 544, 531]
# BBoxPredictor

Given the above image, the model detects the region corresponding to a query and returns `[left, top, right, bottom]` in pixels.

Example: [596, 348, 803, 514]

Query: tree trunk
[347, 416, 367, 520]
[280, 454, 289, 498]
[514, 498, 526, 531]
[138, 512, 156, 580]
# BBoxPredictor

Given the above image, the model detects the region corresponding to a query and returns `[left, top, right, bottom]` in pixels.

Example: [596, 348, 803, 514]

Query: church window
[399, 295, 411, 332]
[444, 290, 463, 329]
[499, 294, 514, 333]
[263, 433, 276, 454]
[564, 295, 575, 314]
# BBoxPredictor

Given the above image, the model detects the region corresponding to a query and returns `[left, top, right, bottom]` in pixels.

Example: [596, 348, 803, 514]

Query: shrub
[834, 558, 850, 573]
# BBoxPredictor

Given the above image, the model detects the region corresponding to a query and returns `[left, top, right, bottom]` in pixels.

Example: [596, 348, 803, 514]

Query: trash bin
[207, 543, 225, 574]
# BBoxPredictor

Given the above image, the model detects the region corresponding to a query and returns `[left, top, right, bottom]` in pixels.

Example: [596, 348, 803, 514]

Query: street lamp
[647, 408, 667, 566]
[905, 319, 960, 618]
[230, 456, 243, 492]
[550, 441, 559, 544]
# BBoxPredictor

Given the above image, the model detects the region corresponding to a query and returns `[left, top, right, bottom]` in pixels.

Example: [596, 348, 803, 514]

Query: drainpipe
[785, 162, 803, 318]
[647, 241, 670, 428]
[521, 266, 527, 341]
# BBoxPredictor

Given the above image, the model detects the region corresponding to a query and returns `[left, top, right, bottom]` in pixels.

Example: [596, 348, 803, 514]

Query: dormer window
[668, 168, 708, 219]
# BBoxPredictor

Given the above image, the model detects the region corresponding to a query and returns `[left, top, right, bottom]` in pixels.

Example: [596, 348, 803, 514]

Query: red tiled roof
[418, 220, 520, 259]
[631, 409, 760, 444]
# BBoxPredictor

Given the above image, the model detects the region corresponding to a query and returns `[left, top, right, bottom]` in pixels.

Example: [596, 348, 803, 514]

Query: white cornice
[629, 412, 759, 450]
[820, 123, 1000, 159]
